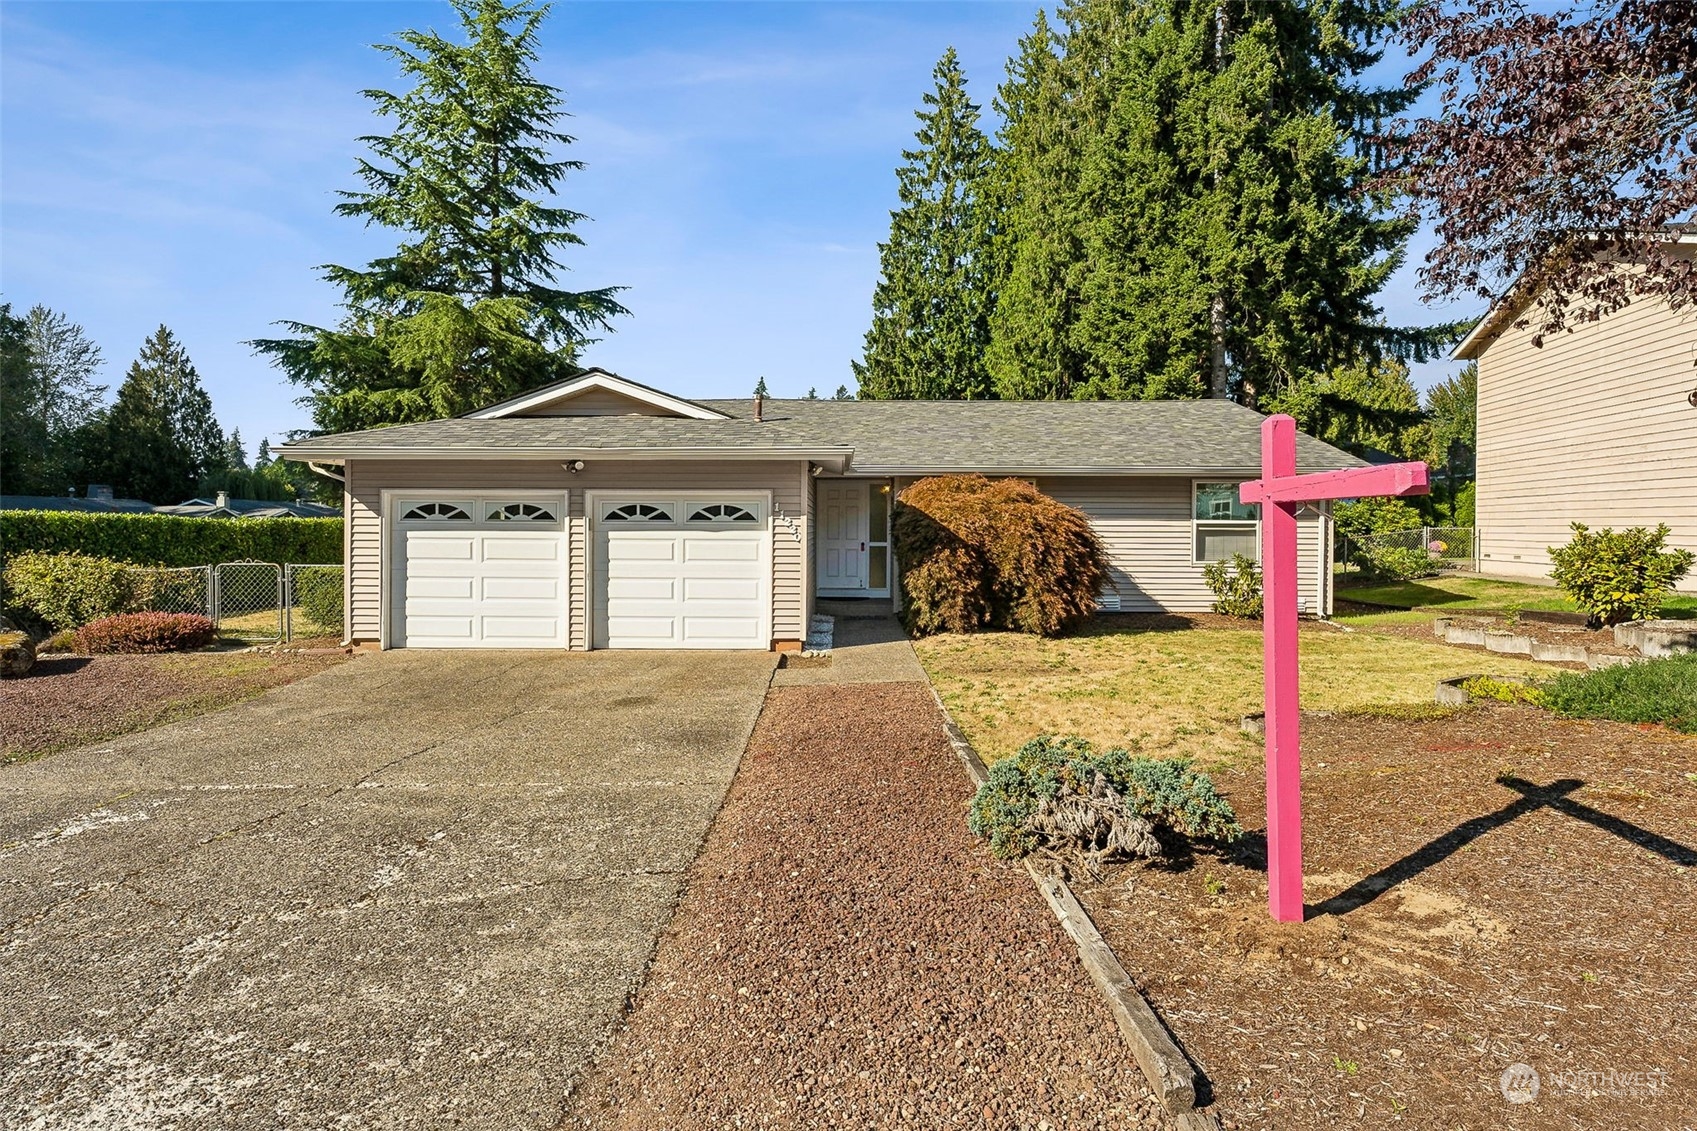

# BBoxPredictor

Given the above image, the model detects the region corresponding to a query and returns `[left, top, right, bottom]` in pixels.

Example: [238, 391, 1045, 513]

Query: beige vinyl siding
[1039, 477, 1329, 615]
[1474, 289, 1697, 592]
[345, 458, 810, 647]
[525, 388, 676, 415]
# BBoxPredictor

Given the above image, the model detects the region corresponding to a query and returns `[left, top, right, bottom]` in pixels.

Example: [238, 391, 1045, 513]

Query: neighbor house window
[1193, 482, 1258, 563]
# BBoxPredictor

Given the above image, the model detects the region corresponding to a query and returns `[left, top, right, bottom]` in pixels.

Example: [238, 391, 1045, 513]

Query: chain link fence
[126, 565, 213, 618]
[285, 564, 344, 642]
[1339, 526, 1479, 578]
[213, 561, 285, 644]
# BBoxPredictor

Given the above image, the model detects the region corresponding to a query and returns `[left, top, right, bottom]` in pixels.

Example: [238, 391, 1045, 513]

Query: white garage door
[391, 496, 566, 648]
[593, 496, 769, 649]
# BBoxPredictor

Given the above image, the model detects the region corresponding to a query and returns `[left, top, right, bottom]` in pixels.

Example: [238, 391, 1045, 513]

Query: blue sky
[1, 1, 1472, 455]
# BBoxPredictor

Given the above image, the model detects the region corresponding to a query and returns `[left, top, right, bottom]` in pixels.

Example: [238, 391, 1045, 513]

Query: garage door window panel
[605, 503, 674, 522]
[401, 501, 473, 522]
[488, 501, 558, 523]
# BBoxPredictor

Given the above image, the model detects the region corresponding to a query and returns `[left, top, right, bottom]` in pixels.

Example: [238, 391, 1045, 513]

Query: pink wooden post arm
[1242, 417, 1428, 922]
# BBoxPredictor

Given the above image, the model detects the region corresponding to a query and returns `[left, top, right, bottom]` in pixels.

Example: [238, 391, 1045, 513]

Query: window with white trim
[687, 503, 758, 523]
[1193, 482, 1259, 563]
[487, 501, 557, 523]
[400, 501, 472, 522]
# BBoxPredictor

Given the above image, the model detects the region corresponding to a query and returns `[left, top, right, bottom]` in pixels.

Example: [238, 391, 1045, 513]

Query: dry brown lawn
[914, 614, 1561, 767]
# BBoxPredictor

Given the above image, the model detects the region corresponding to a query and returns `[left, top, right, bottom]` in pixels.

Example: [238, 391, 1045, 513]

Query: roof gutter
[278, 444, 856, 470]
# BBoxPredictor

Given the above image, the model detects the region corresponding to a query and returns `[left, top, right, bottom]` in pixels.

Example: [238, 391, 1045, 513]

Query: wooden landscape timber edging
[925, 684, 1222, 1130]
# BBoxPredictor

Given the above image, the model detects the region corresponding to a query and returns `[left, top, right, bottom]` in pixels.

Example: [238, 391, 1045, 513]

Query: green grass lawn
[1337, 574, 1697, 620]
[914, 619, 1562, 769]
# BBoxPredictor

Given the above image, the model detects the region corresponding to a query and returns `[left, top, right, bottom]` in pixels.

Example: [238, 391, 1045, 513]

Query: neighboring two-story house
[1454, 236, 1697, 593]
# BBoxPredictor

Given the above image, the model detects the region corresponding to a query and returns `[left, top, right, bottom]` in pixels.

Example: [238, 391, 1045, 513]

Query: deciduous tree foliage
[855, 49, 996, 400]
[255, 0, 626, 432]
[0, 305, 108, 496]
[1393, 0, 1697, 340]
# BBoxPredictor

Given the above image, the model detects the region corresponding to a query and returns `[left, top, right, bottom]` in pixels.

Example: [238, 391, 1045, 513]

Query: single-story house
[1454, 232, 1697, 591]
[153, 492, 341, 519]
[279, 370, 1361, 651]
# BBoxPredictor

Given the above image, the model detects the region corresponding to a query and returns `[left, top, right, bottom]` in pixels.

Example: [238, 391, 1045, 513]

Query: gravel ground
[1, 651, 346, 762]
[563, 681, 1165, 1130]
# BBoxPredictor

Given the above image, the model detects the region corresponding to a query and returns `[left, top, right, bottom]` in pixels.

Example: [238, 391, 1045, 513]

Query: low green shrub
[1360, 543, 1440, 582]
[76, 612, 216, 654]
[292, 566, 344, 635]
[37, 629, 79, 654]
[894, 475, 1108, 637]
[2, 552, 135, 632]
[1334, 496, 1423, 543]
[1547, 522, 1695, 628]
[1461, 675, 1546, 706]
[1201, 553, 1263, 618]
[0, 510, 341, 568]
[967, 735, 1242, 864]
[1540, 654, 1697, 734]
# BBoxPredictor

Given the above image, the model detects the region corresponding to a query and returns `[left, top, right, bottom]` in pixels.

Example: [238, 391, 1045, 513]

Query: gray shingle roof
[281, 397, 1364, 476]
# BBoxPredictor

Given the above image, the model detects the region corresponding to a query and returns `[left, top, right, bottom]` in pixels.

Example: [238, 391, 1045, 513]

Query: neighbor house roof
[1453, 226, 1697, 361]
[281, 394, 1363, 477]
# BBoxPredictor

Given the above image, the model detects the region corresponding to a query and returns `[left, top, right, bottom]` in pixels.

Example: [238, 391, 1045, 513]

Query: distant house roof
[282, 381, 1363, 478]
[0, 495, 337, 518]
[154, 497, 340, 519]
[0, 494, 155, 514]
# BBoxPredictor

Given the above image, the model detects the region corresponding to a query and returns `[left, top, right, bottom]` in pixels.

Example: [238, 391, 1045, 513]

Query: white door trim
[380, 489, 568, 649]
[585, 489, 774, 650]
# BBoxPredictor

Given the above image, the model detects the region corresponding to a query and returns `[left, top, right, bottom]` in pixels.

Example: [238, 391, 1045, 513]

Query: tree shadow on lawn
[1305, 776, 1697, 920]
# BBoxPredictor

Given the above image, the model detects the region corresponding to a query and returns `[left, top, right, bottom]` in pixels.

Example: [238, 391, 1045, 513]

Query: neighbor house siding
[1473, 287, 1697, 592]
[1038, 476, 1329, 615]
[345, 458, 810, 647]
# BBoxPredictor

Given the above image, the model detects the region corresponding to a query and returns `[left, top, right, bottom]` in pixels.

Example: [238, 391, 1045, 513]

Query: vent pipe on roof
[215, 490, 230, 509]
[754, 393, 764, 422]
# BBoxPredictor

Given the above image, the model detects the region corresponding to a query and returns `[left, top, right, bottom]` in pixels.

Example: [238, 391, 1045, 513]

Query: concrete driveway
[0, 649, 776, 1130]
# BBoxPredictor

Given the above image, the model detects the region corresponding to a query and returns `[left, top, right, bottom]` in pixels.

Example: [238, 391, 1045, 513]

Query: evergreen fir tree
[833, 385, 854, 400]
[805, 387, 819, 400]
[854, 48, 995, 400]
[98, 326, 226, 503]
[254, 0, 627, 432]
[982, 8, 1080, 399]
[255, 437, 273, 468]
[0, 304, 47, 494]
[753, 376, 770, 398]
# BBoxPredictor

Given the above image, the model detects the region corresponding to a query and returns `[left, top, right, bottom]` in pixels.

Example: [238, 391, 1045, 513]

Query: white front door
[818, 481, 867, 591]
[391, 496, 567, 648]
[592, 496, 770, 649]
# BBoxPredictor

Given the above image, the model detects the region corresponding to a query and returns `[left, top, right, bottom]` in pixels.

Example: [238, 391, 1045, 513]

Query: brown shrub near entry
[894, 475, 1108, 636]
[76, 612, 216, 654]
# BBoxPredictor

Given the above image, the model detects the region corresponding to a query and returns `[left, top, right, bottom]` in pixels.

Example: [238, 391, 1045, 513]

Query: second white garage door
[592, 495, 769, 649]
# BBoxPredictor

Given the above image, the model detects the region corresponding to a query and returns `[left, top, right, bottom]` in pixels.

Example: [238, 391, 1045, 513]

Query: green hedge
[0, 510, 342, 568]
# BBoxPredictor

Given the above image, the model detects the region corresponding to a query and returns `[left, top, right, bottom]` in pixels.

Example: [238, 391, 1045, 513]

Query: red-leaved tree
[1391, 0, 1697, 342]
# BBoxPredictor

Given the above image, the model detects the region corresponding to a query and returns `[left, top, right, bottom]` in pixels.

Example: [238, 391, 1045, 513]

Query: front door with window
[817, 480, 891, 597]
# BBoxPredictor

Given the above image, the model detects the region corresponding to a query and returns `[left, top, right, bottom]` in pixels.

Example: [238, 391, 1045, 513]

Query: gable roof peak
[464, 369, 730, 421]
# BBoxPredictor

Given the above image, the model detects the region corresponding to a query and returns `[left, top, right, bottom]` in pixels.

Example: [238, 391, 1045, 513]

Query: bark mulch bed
[1074, 704, 1697, 1129]
[563, 681, 1166, 1130]
[1, 651, 348, 763]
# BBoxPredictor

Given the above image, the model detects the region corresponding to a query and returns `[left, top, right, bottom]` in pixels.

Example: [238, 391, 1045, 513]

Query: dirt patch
[1, 651, 348, 763]
[563, 681, 1165, 1130]
[1073, 704, 1697, 1128]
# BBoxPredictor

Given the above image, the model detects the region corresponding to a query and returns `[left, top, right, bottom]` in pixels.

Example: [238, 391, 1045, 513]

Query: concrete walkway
[771, 611, 927, 687]
[0, 649, 775, 1131]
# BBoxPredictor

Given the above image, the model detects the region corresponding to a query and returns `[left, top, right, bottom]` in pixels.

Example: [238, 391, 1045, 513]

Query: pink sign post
[1239, 415, 1430, 922]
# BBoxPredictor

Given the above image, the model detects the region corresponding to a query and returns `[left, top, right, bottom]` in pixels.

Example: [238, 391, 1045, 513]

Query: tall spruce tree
[983, 7, 1089, 399]
[854, 49, 995, 400]
[983, 0, 1449, 403]
[254, 0, 627, 432]
[1075, 0, 1444, 404]
[97, 326, 226, 503]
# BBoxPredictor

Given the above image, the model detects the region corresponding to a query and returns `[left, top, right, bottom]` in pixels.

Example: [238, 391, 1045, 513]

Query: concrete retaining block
[1615, 619, 1697, 658]
[1445, 625, 1488, 646]
[1484, 631, 1533, 655]
[1529, 639, 1590, 663]
[1434, 676, 1477, 706]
